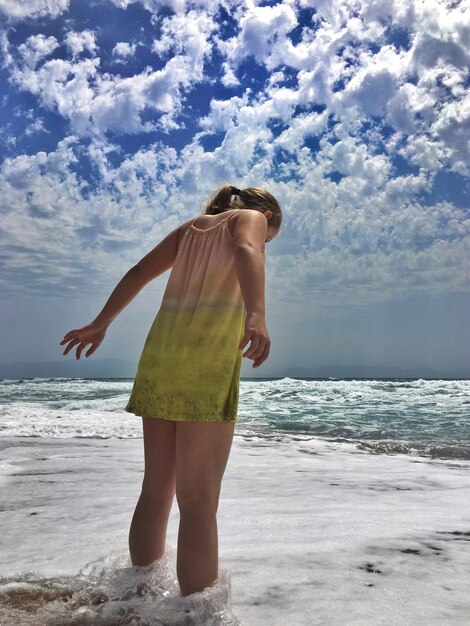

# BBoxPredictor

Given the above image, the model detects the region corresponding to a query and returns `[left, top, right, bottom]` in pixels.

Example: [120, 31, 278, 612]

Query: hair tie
[231, 186, 241, 196]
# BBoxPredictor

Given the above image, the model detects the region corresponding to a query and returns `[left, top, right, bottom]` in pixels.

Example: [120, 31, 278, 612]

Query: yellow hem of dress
[124, 407, 237, 422]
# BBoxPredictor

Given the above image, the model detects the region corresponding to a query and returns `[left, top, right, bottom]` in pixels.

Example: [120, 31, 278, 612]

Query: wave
[0, 547, 240, 625]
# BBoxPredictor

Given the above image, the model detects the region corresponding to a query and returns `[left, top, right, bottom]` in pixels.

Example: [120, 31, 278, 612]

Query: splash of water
[0, 545, 241, 625]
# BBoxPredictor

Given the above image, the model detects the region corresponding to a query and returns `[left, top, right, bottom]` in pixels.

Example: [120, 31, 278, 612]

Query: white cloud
[5, 9, 218, 138]
[149, 9, 216, 78]
[219, 60, 240, 88]
[64, 30, 98, 56]
[399, 135, 450, 172]
[214, 0, 470, 176]
[336, 45, 404, 117]
[430, 93, 470, 177]
[199, 95, 249, 132]
[109, 0, 187, 14]
[24, 117, 50, 136]
[232, 2, 297, 68]
[0, 0, 69, 20]
[112, 42, 138, 59]
[1, 0, 469, 316]
[0, 136, 182, 297]
[17, 34, 59, 69]
[108, 0, 226, 17]
[386, 83, 429, 134]
[275, 110, 329, 153]
[318, 135, 391, 183]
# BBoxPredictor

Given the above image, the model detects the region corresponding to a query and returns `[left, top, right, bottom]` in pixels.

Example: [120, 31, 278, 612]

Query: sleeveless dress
[125, 208, 264, 422]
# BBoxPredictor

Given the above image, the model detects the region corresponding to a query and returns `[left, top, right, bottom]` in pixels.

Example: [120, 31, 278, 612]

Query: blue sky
[0, 0, 469, 377]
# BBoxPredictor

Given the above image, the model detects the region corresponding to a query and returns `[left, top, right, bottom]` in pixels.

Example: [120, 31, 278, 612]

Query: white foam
[0, 547, 240, 625]
[1, 436, 469, 624]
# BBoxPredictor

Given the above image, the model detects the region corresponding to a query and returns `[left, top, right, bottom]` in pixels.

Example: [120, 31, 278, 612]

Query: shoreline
[1, 434, 470, 624]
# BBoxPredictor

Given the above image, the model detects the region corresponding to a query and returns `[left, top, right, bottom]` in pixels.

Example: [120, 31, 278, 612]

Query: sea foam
[0, 545, 240, 625]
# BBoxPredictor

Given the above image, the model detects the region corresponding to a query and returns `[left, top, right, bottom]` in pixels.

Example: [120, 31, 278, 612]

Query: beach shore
[1, 433, 469, 624]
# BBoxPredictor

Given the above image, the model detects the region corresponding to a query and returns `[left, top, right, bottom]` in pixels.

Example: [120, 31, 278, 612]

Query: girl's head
[202, 183, 282, 242]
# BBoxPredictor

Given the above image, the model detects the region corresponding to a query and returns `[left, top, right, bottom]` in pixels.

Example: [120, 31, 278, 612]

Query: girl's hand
[59, 322, 107, 360]
[239, 312, 271, 369]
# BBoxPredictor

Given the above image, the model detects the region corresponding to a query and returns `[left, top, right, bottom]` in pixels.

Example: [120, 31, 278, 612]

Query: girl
[60, 183, 282, 598]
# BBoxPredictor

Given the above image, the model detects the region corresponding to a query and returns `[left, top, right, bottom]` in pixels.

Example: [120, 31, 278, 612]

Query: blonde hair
[201, 183, 282, 230]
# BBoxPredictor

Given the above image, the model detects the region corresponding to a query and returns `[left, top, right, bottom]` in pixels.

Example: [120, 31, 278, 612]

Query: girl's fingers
[239, 333, 250, 350]
[245, 337, 269, 360]
[61, 327, 104, 358]
[250, 341, 267, 361]
[243, 337, 260, 359]
[60, 333, 80, 346]
[63, 338, 80, 355]
[76, 340, 91, 360]
[85, 344, 98, 357]
[253, 343, 270, 368]
[60, 330, 79, 343]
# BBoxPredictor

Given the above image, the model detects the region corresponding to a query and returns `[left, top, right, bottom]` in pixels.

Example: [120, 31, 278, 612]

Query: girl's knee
[176, 492, 220, 518]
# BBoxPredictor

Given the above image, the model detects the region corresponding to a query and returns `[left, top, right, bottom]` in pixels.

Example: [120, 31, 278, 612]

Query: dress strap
[191, 208, 241, 231]
[224, 208, 243, 223]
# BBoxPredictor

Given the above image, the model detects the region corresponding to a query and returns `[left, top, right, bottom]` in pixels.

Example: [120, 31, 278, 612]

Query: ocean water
[1, 376, 469, 625]
[0, 376, 469, 460]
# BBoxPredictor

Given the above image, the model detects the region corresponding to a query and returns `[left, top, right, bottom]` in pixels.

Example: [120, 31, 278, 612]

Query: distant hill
[0, 358, 137, 379]
[0, 359, 467, 380]
[272, 364, 469, 379]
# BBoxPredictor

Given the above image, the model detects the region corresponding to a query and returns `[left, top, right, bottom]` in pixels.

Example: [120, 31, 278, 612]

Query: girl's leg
[175, 420, 235, 596]
[129, 416, 177, 566]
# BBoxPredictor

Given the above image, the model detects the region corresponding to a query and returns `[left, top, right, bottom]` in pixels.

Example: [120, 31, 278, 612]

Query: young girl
[60, 183, 282, 598]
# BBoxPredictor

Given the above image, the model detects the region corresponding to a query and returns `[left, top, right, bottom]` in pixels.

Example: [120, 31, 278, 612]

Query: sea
[1, 376, 469, 625]
[1, 376, 468, 460]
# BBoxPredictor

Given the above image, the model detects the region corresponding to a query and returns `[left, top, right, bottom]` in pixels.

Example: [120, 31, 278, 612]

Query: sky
[0, 0, 469, 379]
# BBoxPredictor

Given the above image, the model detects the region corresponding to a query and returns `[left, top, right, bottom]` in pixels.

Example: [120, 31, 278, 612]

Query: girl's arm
[60, 224, 182, 359]
[232, 210, 271, 369]
[92, 224, 182, 329]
